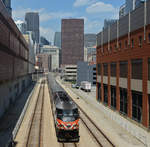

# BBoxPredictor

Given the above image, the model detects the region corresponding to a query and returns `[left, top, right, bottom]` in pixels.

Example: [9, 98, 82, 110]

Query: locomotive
[48, 73, 80, 142]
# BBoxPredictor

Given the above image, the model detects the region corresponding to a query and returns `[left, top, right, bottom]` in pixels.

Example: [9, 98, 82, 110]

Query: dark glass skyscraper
[25, 12, 40, 44]
[54, 32, 61, 48]
[61, 19, 84, 66]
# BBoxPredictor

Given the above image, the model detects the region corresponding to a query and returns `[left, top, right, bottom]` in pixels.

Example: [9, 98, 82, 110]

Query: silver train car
[48, 73, 80, 142]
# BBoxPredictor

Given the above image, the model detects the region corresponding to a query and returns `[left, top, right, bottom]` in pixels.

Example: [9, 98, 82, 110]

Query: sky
[12, 0, 124, 44]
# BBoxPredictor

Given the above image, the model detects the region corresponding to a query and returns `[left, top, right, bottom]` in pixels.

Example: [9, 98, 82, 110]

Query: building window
[132, 91, 142, 123]
[111, 62, 116, 77]
[149, 95, 150, 127]
[110, 46, 112, 52]
[111, 86, 116, 109]
[97, 64, 101, 75]
[131, 38, 134, 48]
[114, 44, 117, 51]
[103, 63, 108, 76]
[103, 84, 108, 105]
[120, 88, 127, 115]
[119, 42, 122, 49]
[132, 59, 142, 80]
[97, 83, 101, 102]
[93, 82, 96, 85]
[93, 72, 96, 76]
[139, 36, 142, 47]
[120, 61, 128, 78]
[148, 58, 150, 81]
[148, 33, 150, 43]
[125, 40, 128, 49]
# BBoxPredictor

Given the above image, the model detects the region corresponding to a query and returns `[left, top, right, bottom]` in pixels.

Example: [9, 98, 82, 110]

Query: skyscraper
[40, 36, 50, 45]
[2, 0, 12, 16]
[61, 19, 84, 66]
[54, 32, 61, 48]
[120, 0, 144, 18]
[84, 34, 96, 48]
[119, 4, 126, 18]
[15, 20, 27, 34]
[25, 12, 40, 44]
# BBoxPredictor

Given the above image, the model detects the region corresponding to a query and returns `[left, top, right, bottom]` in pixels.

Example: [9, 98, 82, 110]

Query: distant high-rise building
[125, 0, 140, 13]
[61, 19, 84, 66]
[103, 19, 117, 29]
[84, 34, 96, 48]
[2, 0, 12, 16]
[15, 20, 27, 34]
[25, 12, 40, 44]
[54, 32, 61, 48]
[40, 36, 50, 45]
[120, 0, 144, 18]
[119, 4, 126, 18]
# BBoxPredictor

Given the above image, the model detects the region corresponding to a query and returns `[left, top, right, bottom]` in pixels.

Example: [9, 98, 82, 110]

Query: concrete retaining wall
[0, 75, 31, 118]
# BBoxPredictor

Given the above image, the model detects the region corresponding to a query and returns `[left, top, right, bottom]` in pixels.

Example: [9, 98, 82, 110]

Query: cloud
[86, 2, 116, 13]
[12, 7, 75, 22]
[40, 12, 76, 21]
[73, 0, 96, 7]
[40, 27, 55, 44]
[84, 19, 103, 33]
[12, 7, 44, 21]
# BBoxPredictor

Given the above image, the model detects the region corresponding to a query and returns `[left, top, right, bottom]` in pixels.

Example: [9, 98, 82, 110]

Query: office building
[54, 32, 61, 48]
[77, 61, 96, 86]
[120, 0, 144, 18]
[84, 34, 96, 48]
[119, 4, 126, 18]
[61, 19, 84, 66]
[36, 54, 51, 72]
[96, 0, 150, 144]
[2, 0, 12, 16]
[23, 32, 35, 74]
[25, 12, 40, 44]
[40, 45, 59, 70]
[40, 36, 50, 45]
[15, 20, 27, 34]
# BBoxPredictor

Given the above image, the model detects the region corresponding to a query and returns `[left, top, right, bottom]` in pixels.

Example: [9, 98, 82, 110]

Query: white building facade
[40, 45, 59, 71]
[23, 32, 35, 74]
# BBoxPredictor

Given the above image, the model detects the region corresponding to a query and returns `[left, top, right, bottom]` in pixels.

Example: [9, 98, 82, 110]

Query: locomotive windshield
[57, 108, 79, 122]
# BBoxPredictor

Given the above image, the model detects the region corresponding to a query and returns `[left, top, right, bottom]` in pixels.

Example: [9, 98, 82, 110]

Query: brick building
[61, 19, 84, 66]
[96, 0, 150, 130]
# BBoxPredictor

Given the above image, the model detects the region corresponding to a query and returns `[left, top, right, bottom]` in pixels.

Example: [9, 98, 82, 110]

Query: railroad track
[60, 142, 78, 147]
[25, 80, 45, 147]
[70, 96, 115, 147]
[58, 79, 115, 147]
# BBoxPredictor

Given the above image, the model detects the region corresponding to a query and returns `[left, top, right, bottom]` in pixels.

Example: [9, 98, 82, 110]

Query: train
[48, 73, 80, 142]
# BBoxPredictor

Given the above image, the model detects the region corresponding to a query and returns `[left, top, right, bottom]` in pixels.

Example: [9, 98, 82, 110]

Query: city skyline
[11, 0, 124, 43]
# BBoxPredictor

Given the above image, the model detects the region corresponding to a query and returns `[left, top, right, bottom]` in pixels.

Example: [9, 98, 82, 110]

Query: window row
[97, 58, 148, 80]
[97, 83, 143, 124]
[99, 33, 150, 54]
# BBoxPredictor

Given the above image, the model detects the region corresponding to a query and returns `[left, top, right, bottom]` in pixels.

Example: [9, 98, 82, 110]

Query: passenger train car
[48, 73, 80, 142]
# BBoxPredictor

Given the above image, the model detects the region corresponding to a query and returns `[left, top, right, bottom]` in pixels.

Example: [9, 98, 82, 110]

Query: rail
[25, 79, 45, 147]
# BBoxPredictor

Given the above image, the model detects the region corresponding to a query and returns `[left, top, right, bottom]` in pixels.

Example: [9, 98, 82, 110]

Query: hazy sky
[12, 0, 124, 43]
